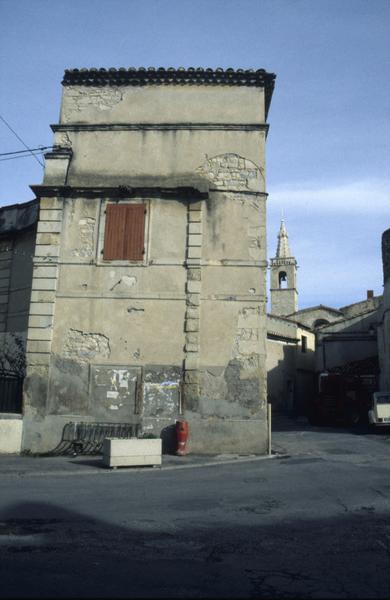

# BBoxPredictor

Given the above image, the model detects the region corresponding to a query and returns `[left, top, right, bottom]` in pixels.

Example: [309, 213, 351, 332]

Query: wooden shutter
[103, 203, 145, 260]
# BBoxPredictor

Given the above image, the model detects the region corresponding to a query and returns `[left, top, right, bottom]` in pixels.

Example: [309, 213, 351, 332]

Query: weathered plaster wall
[60, 85, 266, 124]
[55, 130, 266, 189]
[24, 81, 270, 454]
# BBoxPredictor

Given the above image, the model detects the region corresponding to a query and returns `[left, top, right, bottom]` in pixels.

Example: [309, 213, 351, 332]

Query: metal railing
[50, 421, 141, 455]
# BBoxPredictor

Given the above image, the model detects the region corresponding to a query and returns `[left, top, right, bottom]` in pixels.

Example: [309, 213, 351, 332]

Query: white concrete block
[0, 418, 23, 454]
[28, 315, 53, 328]
[27, 327, 53, 341]
[102, 438, 162, 468]
[37, 221, 62, 233]
[29, 302, 55, 316]
[32, 278, 57, 291]
[40, 198, 63, 210]
[39, 209, 63, 221]
[34, 245, 60, 257]
[32, 266, 58, 279]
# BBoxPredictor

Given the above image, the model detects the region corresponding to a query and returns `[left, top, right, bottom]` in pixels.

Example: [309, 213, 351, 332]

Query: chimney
[367, 290, 374, 299]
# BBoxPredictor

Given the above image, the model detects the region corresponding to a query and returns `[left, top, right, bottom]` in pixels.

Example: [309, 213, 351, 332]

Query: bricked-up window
[103, 204, 145, 261]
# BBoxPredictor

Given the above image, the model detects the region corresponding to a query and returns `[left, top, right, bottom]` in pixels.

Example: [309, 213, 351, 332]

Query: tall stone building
[269, 220, 298, 316]
[378, 228, 390, 390]
[17, 66, 276, 454]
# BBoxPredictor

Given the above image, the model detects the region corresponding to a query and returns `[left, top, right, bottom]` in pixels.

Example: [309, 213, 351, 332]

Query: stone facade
[20, 66, 276, 454]
[0, 200, 37, 452]
[378, 229, 390, 390]
[267, 314, 315, 414]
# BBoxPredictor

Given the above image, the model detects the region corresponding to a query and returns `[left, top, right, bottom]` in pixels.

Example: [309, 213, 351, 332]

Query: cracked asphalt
[1, 415, 390, 598]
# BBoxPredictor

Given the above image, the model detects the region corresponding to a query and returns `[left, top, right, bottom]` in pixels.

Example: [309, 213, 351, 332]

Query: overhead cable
[0, 146, 53, 157]
[0, 114, 44, 167]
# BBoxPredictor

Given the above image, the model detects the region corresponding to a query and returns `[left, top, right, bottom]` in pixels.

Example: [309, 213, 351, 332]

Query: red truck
[307, 362, 378, 426]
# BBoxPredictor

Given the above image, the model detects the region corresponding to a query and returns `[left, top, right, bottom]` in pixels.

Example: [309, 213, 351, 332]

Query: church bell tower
[270, 220, 298, 316]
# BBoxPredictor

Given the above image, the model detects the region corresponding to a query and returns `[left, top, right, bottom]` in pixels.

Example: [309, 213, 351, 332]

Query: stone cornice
[30, 185, 208, 200]
[51, 123, 269, 133]
[62, 67, 276, 118]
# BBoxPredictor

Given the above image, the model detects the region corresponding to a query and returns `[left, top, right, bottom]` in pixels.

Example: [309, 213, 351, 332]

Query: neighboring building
[12, 66, 276, 454]
[315, 304, 379, 373]
[267, 220, 315, 414]
[287, 305, 344, 330]
[378, 229, 390, 390]
[0, 200, 37, 453]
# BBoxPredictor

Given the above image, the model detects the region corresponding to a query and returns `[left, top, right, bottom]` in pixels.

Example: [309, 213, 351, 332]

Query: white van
[368, 392, 390, 427]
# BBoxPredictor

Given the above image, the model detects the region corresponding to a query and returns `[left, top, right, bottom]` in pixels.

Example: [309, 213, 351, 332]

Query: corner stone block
[40, 198, 63, 210]
[26, 352, 51, 366]
[32, 278, 57, 292]
[34, 245, 60, 258]
[37, 221, 62, 233]
[39, 209, 63, 221]
[27, 327, 53, 341]
[188, 201, 203, 211]
[188, 235, 202, 247]
[186, 294, 200, 306]
[29, 302, 55, 316]
[186, 280, 201, 294]
[188, 222, 202, 235]
[185, 332, 199, 345]
[184, 370, 200, 384]
[30, 291, 56, 303]
[28, 315, 53, 328]
[26, 340, 52, 354]
[187, 246, 202, 259]
[188, 211, 202, 223]
[184, 355, 199, 371]
[185, 308, 199, 320]
[187, 268, 201, 281]
[185, 319, 200, 332]
[32, 266, 58, 279]
[185, 342, 199, 353]
[36, 233, 60, 246]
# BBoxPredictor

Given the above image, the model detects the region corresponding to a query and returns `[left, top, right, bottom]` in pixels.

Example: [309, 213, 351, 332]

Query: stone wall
[378, 229, 390, 390]
[23, 73, 273, 454]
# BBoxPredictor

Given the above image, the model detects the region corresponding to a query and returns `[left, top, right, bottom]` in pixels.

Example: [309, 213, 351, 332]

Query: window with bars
[103, 203, 145, 261]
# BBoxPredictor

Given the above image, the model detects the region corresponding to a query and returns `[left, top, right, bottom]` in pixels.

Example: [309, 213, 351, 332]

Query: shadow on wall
[0, 500, 389, 598]
[267, 344, 316, 417]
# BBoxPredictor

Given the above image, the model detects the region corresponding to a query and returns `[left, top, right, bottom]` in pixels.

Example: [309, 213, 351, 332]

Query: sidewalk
[0, 450, 280, 478]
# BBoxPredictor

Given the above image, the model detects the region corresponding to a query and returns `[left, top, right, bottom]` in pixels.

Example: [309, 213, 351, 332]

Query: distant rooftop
[62, 66, 276, 118]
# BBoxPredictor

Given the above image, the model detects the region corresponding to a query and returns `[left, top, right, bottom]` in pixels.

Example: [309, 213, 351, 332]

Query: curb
[0, 452, 289, 478]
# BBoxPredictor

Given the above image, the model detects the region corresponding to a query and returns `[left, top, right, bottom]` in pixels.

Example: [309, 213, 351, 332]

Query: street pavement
[1, 415, 390, 598]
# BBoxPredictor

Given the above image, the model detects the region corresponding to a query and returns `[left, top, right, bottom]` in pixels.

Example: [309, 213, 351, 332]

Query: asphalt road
[1, 416, 390, 599]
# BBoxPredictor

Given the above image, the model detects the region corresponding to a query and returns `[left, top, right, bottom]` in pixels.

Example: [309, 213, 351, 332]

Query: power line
[0, 152, 47, 163]
[0, 146, 53, 157]
[0, 114, 44, 167]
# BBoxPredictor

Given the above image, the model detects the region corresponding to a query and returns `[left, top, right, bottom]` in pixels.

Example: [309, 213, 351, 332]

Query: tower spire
[276, 220, 292, 258]
[270, 219, 298, 316]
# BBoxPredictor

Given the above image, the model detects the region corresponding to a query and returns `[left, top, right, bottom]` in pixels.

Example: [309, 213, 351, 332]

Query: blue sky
[1, 0, 389, 308]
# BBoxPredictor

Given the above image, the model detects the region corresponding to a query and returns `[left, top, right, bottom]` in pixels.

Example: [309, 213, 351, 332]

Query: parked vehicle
[368, 392, 390, 427]
[308, 370, 377, 426]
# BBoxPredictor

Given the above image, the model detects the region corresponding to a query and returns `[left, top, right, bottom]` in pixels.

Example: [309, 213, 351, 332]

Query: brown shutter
[122, 204, 145, 260]
[103, 203, 145, 261]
